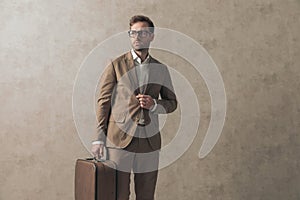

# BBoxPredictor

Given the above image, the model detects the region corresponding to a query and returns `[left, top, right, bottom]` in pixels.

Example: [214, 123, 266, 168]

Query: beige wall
[1, 0, 300, 199]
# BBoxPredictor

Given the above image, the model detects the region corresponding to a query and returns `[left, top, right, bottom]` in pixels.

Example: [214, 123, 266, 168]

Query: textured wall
[1, 0, 300, 200]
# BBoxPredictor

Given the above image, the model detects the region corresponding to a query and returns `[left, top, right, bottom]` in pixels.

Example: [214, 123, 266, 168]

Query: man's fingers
[99, 147, 104, 157]
[139, 99, 147, 107]
[136, 95, 150, 103]
[136, 94, 145, 98]
[94, 154, 100, 160]
[92, 150, 100, 159]
[136, 94, 151, 99]
[91, 144, 104, 159]
[136, 94, 154, 109]
[139, 99, 147, 104]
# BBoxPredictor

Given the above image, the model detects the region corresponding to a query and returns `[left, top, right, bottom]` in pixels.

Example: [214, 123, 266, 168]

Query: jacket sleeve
[95, 62, 116, 143]
[155, 66, 177, 114]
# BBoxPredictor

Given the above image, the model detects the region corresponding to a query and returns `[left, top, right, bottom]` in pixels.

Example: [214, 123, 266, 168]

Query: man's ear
[150, 33, 154, 42]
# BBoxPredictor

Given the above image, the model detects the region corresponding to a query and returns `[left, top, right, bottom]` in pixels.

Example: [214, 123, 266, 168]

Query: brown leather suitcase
[75, 158, 116, 200]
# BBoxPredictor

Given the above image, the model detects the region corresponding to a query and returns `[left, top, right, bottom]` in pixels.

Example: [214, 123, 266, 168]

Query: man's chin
[134, 46, 149, 51]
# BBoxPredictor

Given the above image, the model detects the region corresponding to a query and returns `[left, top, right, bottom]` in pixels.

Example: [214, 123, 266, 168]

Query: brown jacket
[95, 52, 177, 150]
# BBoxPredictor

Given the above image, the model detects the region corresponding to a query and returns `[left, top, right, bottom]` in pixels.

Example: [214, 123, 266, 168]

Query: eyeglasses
[128, 30, 152, 38]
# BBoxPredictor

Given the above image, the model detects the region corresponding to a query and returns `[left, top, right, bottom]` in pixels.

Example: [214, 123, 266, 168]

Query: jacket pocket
[109, 113, 126, 123]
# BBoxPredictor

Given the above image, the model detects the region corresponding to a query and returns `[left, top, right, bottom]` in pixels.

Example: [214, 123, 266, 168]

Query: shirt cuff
[92, 140, 104, 145]
[150, 99, 157, 112]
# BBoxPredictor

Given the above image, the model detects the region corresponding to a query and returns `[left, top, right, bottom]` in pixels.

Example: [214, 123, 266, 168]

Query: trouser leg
[107, 127, 160, 200]
[107, 147, 134, 200]
[134, 170, 158, 200]
[116, 170, 131, 200]
[132, 134, 159, 200]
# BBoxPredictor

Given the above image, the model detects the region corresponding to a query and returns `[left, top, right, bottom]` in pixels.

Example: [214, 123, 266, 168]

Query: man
[92, 15, 177, 200]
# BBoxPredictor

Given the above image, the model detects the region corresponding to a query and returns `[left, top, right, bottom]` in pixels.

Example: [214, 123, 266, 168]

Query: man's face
[129, 22, 154, 51]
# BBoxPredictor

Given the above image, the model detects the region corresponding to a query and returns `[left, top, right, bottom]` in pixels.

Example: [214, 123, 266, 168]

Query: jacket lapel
[124, 52, 139, 94]
[124, 52, 160, 95]
[144, 56, 158, 95]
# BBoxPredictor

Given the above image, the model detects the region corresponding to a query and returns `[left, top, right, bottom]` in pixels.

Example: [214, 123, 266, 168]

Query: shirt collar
[131, 49, 150, 64]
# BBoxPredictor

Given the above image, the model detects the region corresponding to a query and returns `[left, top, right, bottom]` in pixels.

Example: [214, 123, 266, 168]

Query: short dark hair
[129, 15, 155, 33]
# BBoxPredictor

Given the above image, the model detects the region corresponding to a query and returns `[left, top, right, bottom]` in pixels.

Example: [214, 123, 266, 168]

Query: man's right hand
[91, 144, 105, 160]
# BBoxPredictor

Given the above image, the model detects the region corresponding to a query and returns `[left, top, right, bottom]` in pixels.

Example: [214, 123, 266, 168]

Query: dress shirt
[131, 49, 157, 112]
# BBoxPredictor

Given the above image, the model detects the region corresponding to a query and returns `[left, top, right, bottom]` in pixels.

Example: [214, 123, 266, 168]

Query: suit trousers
[107, 126, 159, 200]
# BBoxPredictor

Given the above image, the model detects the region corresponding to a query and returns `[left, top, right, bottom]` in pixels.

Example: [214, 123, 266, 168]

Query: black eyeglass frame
[128, 30, 152, 38]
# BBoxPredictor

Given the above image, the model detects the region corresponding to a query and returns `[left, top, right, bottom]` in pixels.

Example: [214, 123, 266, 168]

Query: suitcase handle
[86, 157, 106, 162]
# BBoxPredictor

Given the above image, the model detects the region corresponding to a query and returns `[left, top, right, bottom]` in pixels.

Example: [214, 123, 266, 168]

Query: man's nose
[133, 34, 141, 39]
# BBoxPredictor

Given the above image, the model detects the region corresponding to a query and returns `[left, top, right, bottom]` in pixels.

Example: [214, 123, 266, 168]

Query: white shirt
[131, 49, 157, 112]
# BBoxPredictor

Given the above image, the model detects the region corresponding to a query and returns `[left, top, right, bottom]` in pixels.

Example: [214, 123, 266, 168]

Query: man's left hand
[136, 94, 154, 110]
